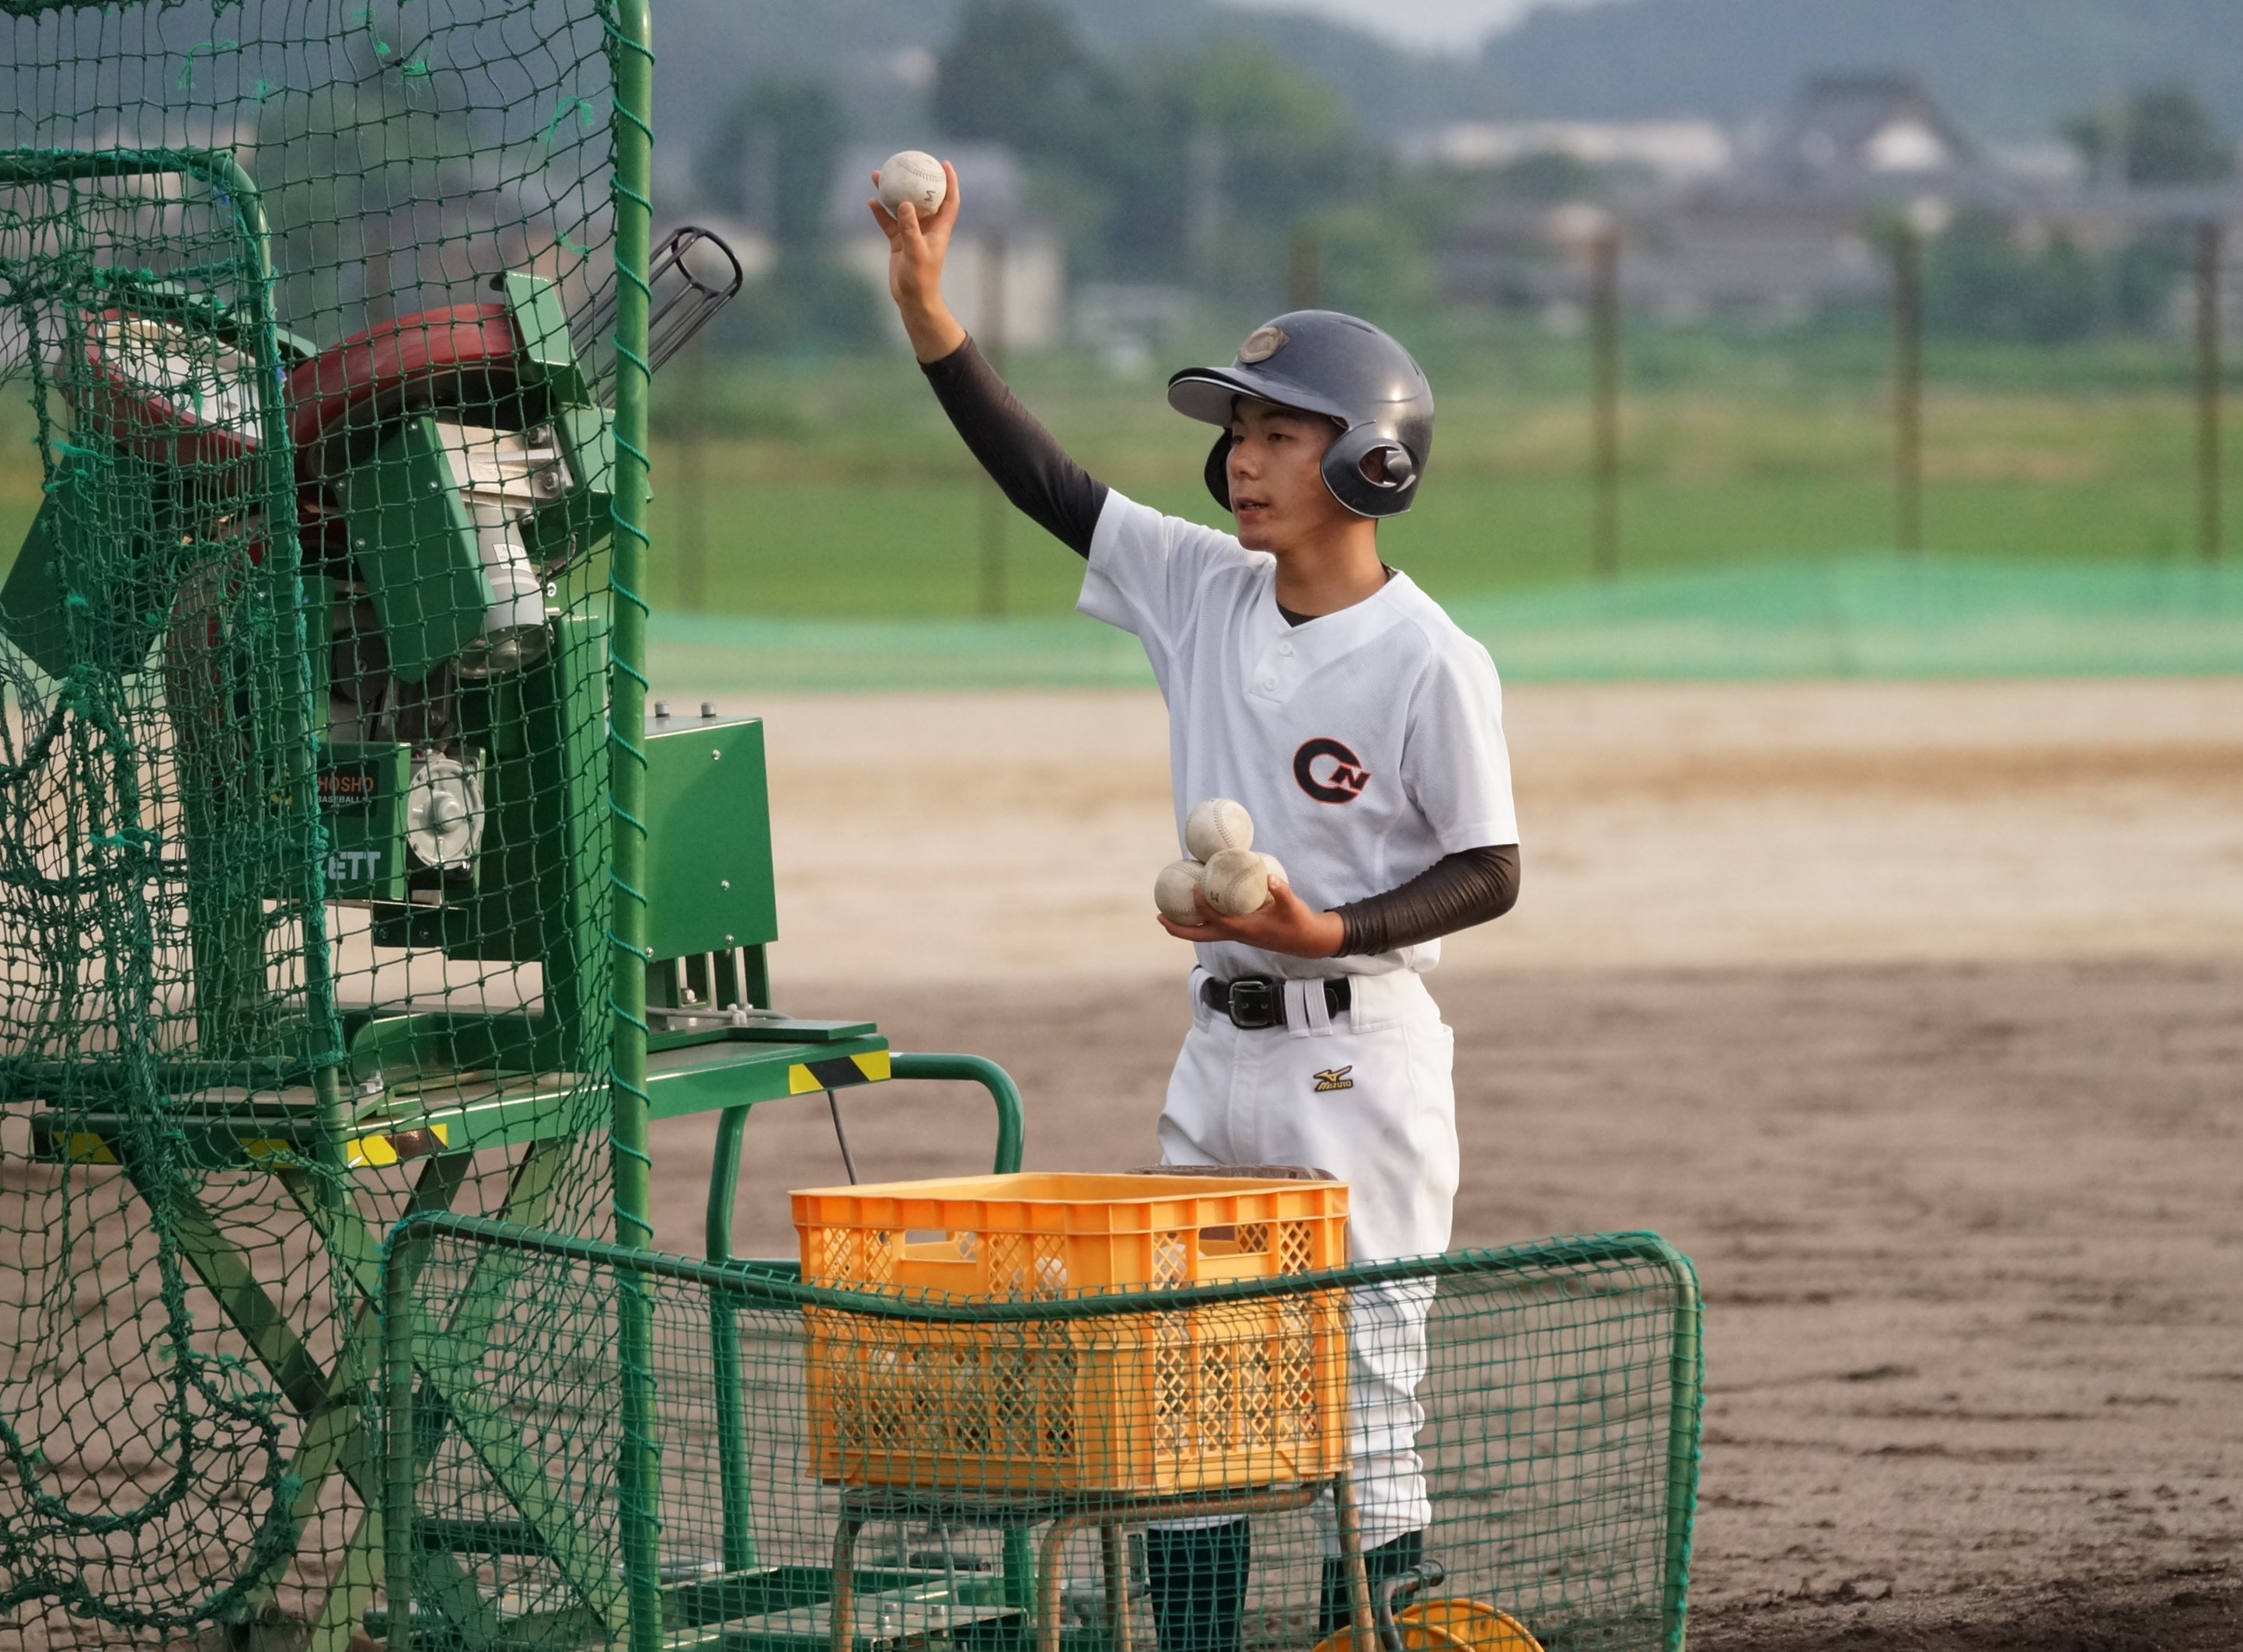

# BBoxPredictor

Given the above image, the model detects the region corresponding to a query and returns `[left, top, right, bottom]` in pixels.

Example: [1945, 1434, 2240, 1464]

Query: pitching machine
[0, 80, 1017, 1649]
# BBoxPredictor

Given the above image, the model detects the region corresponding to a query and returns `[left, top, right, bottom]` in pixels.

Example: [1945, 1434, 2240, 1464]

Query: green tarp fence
[647, 556, 2243, 694]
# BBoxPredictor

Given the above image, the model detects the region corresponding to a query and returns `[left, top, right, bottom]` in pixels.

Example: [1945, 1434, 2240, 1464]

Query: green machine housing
[340, 671, 783, 1076]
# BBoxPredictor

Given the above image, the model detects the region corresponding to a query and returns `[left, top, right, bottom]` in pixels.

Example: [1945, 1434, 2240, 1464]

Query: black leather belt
[1201, 975, 1351, 1030]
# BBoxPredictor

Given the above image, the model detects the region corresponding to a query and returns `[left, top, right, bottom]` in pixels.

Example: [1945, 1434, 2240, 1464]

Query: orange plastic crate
[795, 1173, 1350, 1494]
[794, 1172, 1349, 1297]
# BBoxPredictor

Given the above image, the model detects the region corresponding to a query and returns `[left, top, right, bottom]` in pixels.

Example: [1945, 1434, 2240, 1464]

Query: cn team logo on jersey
[1294, 737, 1371, 803]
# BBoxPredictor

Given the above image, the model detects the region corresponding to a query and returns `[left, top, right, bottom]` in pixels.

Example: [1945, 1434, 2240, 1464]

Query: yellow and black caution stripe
[787, 1050, 890, 1095]
[344, 1121, 453, 1168]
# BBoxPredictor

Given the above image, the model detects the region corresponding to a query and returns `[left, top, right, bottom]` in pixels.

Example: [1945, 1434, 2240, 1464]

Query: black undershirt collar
[1275, 566, 1396, 629]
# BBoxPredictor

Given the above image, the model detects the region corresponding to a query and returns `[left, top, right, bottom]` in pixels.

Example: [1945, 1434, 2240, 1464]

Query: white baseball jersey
[1080, 487, 1511, 1546]
[1079, 490, 1519, 981]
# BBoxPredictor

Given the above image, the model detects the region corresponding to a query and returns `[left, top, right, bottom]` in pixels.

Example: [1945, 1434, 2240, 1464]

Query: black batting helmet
[1167, 309, 1434, 520]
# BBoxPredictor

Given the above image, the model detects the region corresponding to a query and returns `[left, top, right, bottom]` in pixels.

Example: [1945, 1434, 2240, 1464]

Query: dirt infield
[661, 957, 2243, 1651]
[644, 679, 2243, 1651]
[741, 679, 2243, 988]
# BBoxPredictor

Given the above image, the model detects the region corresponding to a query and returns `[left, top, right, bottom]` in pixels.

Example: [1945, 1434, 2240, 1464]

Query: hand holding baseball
[1155, 800, 1342, 957]
[868, 153, 965, 362]
[1160, 861, 1343, 958]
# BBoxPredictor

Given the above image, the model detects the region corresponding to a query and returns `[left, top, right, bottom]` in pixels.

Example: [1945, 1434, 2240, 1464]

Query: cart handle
[704, 1051, 1025, 1263]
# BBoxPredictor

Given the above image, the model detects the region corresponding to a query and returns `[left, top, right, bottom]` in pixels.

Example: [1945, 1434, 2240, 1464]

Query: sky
[1212, 0, 1617, 55]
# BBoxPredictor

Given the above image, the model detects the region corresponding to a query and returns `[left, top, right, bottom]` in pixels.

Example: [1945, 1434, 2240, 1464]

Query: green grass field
[635, 323, 2226, 619]
[2, 320, 2227, 623]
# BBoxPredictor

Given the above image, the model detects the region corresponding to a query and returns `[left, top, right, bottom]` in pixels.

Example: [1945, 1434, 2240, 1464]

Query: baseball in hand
[877, 150, 947, 216]
[1154, 858, 1208, 925]
[1185, 797, 1254, 862]
[1202, 847, 1272, 916]
[1258, 852, 1287, 889]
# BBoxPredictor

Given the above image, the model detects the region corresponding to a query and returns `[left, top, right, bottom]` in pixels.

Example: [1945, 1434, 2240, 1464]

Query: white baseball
[1185, 797, 1254, 862]
[1258, 852, 1287, 890]
[877, 150, 947, 217]
[1202, 847, 1271, 916]
[1154, 858, 1207, 925]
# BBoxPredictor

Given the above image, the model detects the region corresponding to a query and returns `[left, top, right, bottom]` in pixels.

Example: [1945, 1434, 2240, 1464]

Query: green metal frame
[380, 1059, 1027, 1652]
[382, 1215, 1704, 1652]
[0, 141, 346, 1093]
[699, 1055, 1027, 1582]
[33, 1042, 1020, 1652]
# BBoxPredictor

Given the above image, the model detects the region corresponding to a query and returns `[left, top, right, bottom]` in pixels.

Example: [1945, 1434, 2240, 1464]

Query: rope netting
[0, 1, 654, 1641]
[0, 12, 1707, 1652]
[389, 1219, 1702, 1652]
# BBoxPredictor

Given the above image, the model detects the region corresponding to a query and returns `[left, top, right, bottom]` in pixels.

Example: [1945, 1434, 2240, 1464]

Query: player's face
[1226, 399, 1353, 552]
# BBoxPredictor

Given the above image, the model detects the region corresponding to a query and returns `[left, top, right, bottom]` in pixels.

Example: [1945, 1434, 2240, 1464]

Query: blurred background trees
[928, 0, 1421, 308]
[696, 75, 884, 352]
[622, 0, 2242, 613]
[668, 0, 2238, 360]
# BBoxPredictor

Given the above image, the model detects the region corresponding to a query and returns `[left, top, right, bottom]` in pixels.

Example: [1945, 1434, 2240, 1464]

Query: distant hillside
[1479, 0, 2243, 138]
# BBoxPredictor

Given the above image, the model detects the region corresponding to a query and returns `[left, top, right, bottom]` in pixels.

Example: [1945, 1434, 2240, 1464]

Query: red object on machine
[285, 302, 524, 470]
[52, 299, 534, 571]
[66, 308, 263, 472]
[284, 303, 528, 568]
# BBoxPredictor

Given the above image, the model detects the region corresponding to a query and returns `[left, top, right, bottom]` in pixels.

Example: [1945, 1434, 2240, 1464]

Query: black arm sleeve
[1333, 844, 1519, 957]
[920, 336, 1108, 557]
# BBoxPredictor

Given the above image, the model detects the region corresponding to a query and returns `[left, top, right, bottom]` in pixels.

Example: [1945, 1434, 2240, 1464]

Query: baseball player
[871, 163, 1520, 1652]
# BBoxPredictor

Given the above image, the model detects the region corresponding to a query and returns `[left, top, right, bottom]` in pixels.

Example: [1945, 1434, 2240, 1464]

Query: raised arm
[870, 160, 1108, 556]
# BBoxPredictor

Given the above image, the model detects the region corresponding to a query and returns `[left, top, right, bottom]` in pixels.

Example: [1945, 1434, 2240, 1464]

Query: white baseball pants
[1158, 967, 1459, 1548]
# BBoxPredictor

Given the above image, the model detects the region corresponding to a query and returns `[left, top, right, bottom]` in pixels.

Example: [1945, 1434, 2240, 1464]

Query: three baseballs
[1153, 858, 1207, 925]
[1160, 800, 1289, 922]
[877, 150, 947, 217]
[1184, 797, 1254, 861]
[1201, 848, 1272, 916]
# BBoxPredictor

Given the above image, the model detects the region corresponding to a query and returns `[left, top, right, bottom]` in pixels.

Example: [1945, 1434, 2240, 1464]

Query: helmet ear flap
[1203, 431, 1235, 513]
[1321, 424, 1421, 518]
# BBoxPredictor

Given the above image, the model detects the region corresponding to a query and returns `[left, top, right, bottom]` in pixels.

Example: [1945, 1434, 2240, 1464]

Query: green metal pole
[2197, 221, 2224, 565]
[1001, 1527, 1037, 1616]
[977, 229, 1008, 619]
[604, 1, 663, 1643]
[1656, 1244, 1704, 1652]
[1589, 224, 1621, 582]
[1892, 221, 1924, 556]
[888, 1052, 1026, 1173]
[382, 1231, 420, 1652]
[705, 1106, 758, 1573]
[695, 1056, 1024, 1572]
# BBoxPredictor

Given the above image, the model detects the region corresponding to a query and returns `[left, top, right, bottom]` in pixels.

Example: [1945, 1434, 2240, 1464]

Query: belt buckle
[1226, 978, 1278, 1030]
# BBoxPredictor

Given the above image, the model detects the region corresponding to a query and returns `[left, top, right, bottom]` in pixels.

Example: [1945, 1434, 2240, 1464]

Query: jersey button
[1261, 675, 1277, 690]
[1278, 641, 1294, 656]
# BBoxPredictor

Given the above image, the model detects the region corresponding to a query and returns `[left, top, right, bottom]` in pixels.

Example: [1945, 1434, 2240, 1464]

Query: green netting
[0, 0, 665, 1643]
[0, 8, 1716, 1650]
[386, 1215, 1703, 1652]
